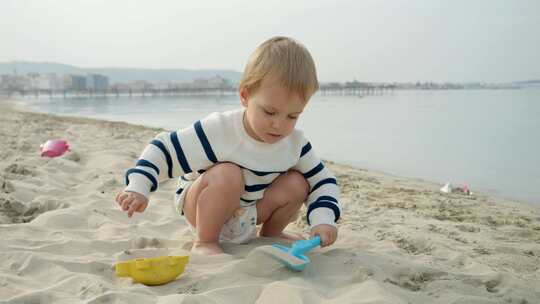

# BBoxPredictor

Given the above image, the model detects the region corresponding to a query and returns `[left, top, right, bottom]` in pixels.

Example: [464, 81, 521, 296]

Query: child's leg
[256, 170, 309, 239]
[182, 163, 244, 254]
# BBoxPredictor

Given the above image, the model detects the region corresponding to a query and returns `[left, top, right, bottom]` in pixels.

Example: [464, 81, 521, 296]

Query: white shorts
[173, 177, 258, 244]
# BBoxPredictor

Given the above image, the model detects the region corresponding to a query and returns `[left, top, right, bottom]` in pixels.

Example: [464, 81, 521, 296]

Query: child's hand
[115, 191, 149, 218]
[310, 224, 338, 247]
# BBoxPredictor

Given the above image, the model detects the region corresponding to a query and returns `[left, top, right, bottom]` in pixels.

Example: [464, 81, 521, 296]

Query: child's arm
[293, 140, 341, 246]
[120, 113, 234, 209]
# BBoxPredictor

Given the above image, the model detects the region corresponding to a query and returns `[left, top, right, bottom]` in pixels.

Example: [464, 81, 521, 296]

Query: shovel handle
[290, 236, 321, 256]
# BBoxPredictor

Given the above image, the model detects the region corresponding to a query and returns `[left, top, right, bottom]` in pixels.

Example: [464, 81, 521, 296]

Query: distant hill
[514, 79, 540, 85]
[0, 61, 243, 83]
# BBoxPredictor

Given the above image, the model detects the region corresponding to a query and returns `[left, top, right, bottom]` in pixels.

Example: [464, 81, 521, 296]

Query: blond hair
[239, 36, 319, 101]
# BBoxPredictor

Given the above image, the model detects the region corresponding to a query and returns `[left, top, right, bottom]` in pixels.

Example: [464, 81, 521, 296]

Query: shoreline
[1, 98, 539, 303]
[5, 96, 538, 207]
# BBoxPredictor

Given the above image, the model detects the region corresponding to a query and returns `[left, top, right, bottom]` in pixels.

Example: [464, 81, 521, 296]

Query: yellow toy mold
[115, 255, 189, 286]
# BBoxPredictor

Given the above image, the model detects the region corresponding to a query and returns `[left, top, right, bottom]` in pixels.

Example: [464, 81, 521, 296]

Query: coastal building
[68, 75, 87, 91]
[127, 80, 153, 91]
[32, 73, 64, 90]
[0, 74, 31, 90]
[86, 74, 109, 91]
[154, 81, 177, 90]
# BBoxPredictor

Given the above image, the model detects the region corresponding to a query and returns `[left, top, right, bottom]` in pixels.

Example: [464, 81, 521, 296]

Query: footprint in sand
[132, 236, 161, 249]
[395, 236, 435, 255]
[4, 163, 35, 177]
[461, 273, 506, 294]
[385, 267, 447, 292]
[0, 197, 40, 223]
[0, 196, 69, 224]
[455, 224, 481, 233]
[0, 175, 15, 193]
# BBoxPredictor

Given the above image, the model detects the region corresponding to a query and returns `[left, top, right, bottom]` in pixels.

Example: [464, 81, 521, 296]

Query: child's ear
[239, 87, 249, 107]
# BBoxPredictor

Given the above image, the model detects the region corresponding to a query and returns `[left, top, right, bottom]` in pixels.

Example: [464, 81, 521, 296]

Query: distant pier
[2, 83, 397, 99]
[2, 87, 238, 99]
[319, 82, 396, 96]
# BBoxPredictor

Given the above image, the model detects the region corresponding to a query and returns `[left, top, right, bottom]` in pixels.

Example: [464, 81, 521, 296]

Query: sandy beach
[1, 99, 539, 304]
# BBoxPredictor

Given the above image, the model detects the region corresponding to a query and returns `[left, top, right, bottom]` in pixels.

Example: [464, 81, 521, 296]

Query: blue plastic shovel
[259, 236, 321, 271]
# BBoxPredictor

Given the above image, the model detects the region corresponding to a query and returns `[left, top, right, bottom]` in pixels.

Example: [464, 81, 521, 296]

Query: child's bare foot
[191, 241, 223, 255]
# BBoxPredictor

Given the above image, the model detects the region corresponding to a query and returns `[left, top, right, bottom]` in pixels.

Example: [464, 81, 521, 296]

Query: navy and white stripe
[306, 196, 340, 225]
[300, 142, 312, 157]
[238, 168, 282, 206]
[135, 159, 160, 176]
[150, 139, 173, 178]
[170, 131, 192, 174]
[194, 121, 218, 163]
[125, 168, 158, 192]
[294, 141, 341, 226]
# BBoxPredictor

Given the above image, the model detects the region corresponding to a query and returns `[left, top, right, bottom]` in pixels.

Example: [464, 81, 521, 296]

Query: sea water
[16, 89, 540, 204]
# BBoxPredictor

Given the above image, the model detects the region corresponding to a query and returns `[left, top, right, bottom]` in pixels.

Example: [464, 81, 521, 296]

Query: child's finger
[116, 193, 128, 205]
[127, 201, 142, 217]
[121, 196, 135, 211]
[328, 230, 336, 244]
[326, 234, 335, 247]
[319, 233, 328, 247]
[136, 202, 148, 213]
[325, 234, 332, 247]
[332, 230, 338, 244]
[115, 192, 122, 204]
[324, 232, 335, 247]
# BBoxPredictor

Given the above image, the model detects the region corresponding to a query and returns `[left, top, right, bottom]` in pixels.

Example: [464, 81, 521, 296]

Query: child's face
[240, 77, 307, 144]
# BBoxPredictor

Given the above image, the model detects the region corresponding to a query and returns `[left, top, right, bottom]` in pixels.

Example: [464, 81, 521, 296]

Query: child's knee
[285, 170, 309, 202]
[204, 162, 244, 193]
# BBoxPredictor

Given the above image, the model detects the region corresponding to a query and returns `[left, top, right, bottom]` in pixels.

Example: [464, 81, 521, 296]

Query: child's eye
[264, 109, 275, 116]
[288, 116, 298, 120]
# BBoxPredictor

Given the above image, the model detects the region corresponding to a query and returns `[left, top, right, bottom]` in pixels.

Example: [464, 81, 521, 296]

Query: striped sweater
[124, 108, 341, 228]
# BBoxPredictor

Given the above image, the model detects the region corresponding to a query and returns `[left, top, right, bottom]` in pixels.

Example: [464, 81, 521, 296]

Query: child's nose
[271, 117, 284, 129]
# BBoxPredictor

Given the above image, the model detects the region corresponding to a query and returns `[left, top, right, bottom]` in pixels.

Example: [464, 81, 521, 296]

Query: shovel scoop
[259, 236, 321, 271]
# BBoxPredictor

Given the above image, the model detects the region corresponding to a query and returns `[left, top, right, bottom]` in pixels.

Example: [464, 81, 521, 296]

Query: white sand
[1, 99, 539, 303]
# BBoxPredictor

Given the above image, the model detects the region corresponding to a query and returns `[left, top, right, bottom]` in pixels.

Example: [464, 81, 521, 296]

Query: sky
[1, 0, 539, 83]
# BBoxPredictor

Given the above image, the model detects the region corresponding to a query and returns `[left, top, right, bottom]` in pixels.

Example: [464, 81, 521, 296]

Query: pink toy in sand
[40, 139, 70, 158]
